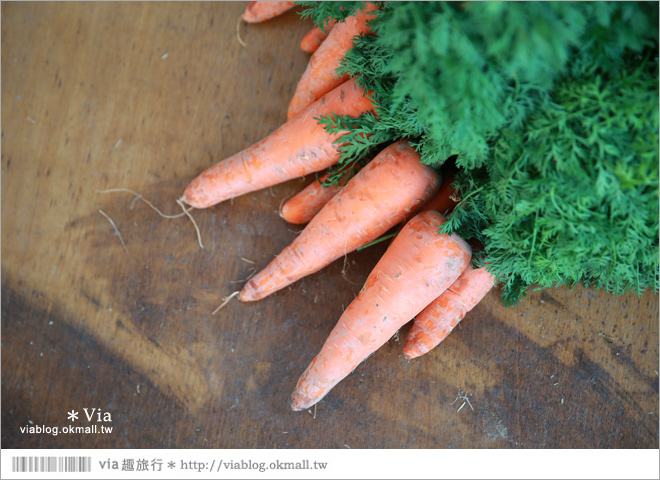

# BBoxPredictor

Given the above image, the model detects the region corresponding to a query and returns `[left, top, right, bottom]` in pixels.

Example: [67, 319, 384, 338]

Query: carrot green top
[296, 1, 659, 305]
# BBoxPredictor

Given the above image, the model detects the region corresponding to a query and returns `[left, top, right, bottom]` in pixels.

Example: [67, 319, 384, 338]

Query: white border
[1, 448, 659, 479]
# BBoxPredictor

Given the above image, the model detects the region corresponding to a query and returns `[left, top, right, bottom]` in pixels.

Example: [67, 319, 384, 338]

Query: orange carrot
[397, 172, 459, 227]
[287, 3, 378, 120]
[181, 79, 373, 209]
[290, 210, 472, 410]
[242, 1, 295, 23]
[300, 21, 335, 54]
[355, 170, 459, 252]
[239, 140, 441, 301]
[403, 265, 495, 359]
[420, 172, 459, 216]
[279, 171, 349, 225]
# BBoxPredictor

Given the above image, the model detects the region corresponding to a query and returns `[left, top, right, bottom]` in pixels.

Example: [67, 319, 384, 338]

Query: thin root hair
[212, 291, 240, 315]
[96, 188, 189, 219]
[177, 198, 204, 249]
[98, 209, 130, 256]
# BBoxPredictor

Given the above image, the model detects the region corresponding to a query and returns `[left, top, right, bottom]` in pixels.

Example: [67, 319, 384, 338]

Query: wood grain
[2, 1, 658, 449]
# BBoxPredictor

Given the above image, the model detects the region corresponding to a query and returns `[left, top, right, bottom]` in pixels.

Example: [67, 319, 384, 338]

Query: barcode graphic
[11, 456, 92, 473]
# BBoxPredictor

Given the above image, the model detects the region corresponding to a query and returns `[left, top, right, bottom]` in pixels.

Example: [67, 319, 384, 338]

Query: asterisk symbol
[167, 461, 176, 469]
[67, 410, 78, 421]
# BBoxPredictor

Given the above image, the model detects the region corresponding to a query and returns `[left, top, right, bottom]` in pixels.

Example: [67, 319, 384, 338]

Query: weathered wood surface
[1, 2, 658, 449]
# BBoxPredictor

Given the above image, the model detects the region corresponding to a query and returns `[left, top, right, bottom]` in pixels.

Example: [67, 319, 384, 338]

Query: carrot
[300, 21, 335, 54]
[279, 171, 350, 225]
[287, 3, 378, 120]
[397, 171, 459, 227]
[181, 79, 373, 209]
[420, 172, 459, 216]
[290, 210, 472, 411]
[358, 171, 460, 251]
[239, 140, 441, 301]
[242, 1, 295, 23]
[403, 265, 495, 359]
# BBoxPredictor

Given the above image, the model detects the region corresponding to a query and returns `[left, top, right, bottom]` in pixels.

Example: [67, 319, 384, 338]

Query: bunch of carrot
[181, 2, 496, 410]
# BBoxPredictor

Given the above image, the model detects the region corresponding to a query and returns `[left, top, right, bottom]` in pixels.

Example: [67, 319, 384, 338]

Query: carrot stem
[356, 231, 399, 251]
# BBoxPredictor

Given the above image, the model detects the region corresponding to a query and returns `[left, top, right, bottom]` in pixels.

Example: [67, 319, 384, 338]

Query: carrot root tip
[403, 350, 420, 360]
[290, 396, 308, 411]
[238, 284, 260, 302]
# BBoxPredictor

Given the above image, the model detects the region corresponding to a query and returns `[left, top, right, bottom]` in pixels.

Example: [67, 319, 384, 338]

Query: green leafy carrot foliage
[298, 1, 659, 305]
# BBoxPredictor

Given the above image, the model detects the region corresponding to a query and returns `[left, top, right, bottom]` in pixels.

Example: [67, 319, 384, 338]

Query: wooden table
[2, 2, 658, 449]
